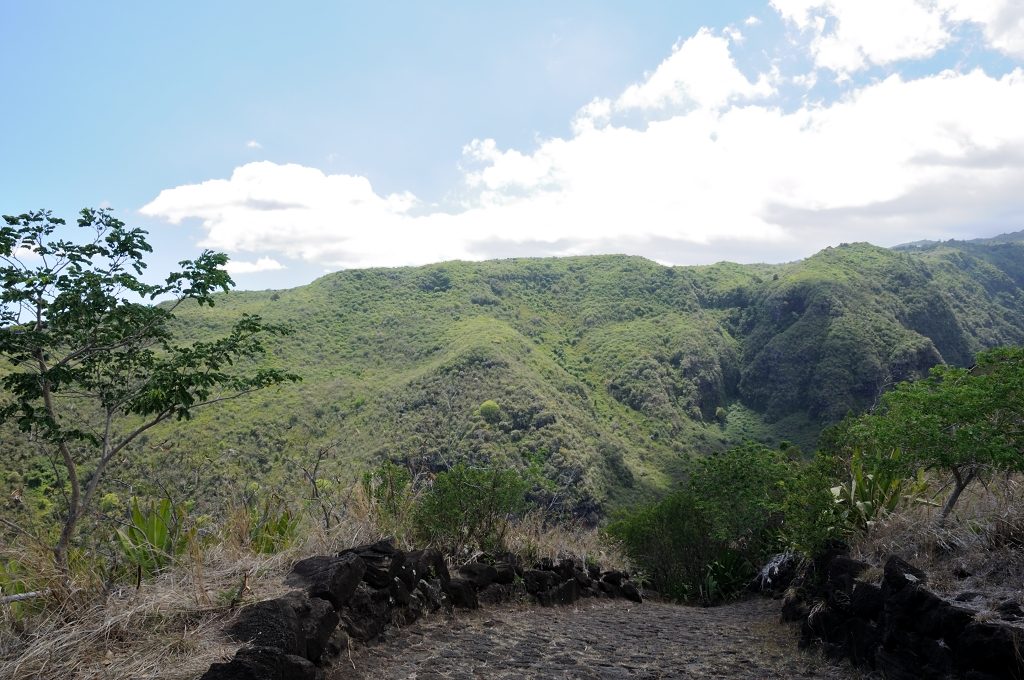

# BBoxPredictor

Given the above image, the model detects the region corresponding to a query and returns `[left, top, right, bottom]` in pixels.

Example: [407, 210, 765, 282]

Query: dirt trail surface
[340, 597, 850, 679]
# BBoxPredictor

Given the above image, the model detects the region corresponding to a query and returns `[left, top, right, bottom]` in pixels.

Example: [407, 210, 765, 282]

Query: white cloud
[246, 140, 262, 149]
[613, 29, 773, 112]
[772, 0, 1024, 74]
[940, 0, 1024, 58]
[224, 257, 284, 275]
[724, 26, 745, 44]
[744, 15, 762, 26]
[141, 31, 1024, 272]
[771, 0, 951, 74]
[10, 246, 41, 261]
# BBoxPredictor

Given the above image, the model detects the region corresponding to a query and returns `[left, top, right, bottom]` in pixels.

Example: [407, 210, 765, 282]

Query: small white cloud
[725, 26, 745, 44]
[614, 28, 773, 111]
[792, 71, 819, 88]
[744, 15, 762, 26]
[246, 140, 262, 150]
[772, 0, 951, 74]
[11, 246, 41, 261]
[224, 257, 284, 274]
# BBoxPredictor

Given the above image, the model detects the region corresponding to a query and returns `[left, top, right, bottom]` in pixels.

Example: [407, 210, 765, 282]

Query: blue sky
[3, 1, 1024, 289]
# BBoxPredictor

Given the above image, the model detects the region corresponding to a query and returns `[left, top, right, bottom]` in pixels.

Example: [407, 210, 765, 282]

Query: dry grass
[851, 474, 1024, 611]
[1, 501, 627, 679]
[0, 513, 382, 680]
[504, 510, 630, 573]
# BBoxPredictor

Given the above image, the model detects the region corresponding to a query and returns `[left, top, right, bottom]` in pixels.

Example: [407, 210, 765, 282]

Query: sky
[3, 1, 1024, 290]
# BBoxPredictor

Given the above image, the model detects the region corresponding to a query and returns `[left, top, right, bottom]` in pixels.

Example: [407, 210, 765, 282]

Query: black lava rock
[201, 646, 321, 680]
[285, 553, 365, 609]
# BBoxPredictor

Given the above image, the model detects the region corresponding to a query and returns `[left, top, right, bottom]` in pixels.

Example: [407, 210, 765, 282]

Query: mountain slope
[6, 238, 1024, 517]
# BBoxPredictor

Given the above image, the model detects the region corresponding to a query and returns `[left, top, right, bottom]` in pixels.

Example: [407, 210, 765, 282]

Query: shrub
[605, 490, 716, 601]
[607, 443, 840, 604]
[414, 463, 528, 553]
[478, 400, 501, 424]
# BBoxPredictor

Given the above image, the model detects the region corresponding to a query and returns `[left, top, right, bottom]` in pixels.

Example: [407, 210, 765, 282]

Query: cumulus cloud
[141, 24, 1024, 273]
[613, 29, 773, 111]
[224, 257, 285, 275]
[246, 140, 262, 149]
[941, 0, 1024, 58]
[771, 0, 950, 74]
[772, 0, 1024, 74]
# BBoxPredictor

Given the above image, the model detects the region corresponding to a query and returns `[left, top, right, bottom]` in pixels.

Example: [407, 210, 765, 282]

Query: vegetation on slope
[8, 233, 1024, 531]
[124, 239, 1024, 510]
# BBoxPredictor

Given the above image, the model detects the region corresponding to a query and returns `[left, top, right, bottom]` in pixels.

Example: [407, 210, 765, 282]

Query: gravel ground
[338, 597, 854, 679]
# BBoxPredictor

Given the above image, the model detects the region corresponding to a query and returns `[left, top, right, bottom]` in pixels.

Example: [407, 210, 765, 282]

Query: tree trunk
[938, 468, 975, 526]
[54, 504, 78, 576]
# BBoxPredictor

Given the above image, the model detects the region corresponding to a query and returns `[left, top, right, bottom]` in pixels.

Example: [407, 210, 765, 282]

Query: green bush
[607, 443, 840, 604]
[414, 462, 528, 553]
[604, 490, 715, 601]
[478, 399, 501, 424]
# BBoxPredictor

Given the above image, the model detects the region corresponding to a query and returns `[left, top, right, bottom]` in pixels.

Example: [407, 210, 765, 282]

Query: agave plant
[114, 497, 194, 575]
[248, 499, 299, 554]
[831, 448, 932, 532]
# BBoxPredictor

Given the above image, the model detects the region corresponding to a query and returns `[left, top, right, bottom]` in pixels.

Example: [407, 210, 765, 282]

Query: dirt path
[339, 597, 851, 679]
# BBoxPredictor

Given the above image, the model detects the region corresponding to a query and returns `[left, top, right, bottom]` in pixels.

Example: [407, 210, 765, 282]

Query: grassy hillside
[6, 239, 1024, 518]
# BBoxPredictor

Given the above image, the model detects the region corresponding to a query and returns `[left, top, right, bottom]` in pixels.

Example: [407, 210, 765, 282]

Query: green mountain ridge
[125, 237, 1024, 517]
[8, 238, 1024, 519]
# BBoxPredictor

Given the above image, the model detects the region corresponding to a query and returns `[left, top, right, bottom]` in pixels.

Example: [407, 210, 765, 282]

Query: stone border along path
[341, 597, 851, 679]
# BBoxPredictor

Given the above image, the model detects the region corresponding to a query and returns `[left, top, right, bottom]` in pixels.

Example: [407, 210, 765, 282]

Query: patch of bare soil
[338, 597, 852, 679]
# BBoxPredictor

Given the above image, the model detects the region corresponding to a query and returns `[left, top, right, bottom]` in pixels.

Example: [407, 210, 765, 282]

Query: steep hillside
[6, 239, 1024, 517]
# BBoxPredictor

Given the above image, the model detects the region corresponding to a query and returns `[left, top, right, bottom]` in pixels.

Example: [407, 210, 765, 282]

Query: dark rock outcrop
[778, 551, 1024, 680]
[342, 583, 393, 641]
[407, 548, 450, 587]
[340, 540, 406, 589]
[201, 645, 321, 680]
[445, 576, 480, 609]
[226, 591, 337, 660]
[285, 553, 365, 609]
[458, 562, 498, 589]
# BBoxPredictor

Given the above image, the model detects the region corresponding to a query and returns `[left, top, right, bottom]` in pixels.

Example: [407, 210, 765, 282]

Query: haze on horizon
[3, 1, 1024, 289]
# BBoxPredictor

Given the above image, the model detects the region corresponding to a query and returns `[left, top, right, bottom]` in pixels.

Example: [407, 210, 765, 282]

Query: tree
[851, 347, 1024, 523]
[0, 208, 299, 574]
[478, 399, 501, 424]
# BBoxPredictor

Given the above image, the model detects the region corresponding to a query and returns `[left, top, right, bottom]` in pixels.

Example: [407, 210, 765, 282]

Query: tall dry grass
[0, 509, 381, 680]
[1, 492, 626, 679]
[851, 474, 1024, 603]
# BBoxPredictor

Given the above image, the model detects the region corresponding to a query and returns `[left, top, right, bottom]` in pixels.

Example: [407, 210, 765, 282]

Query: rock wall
[771, 549, 1024, 680]
[201, 540, 642, 680]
